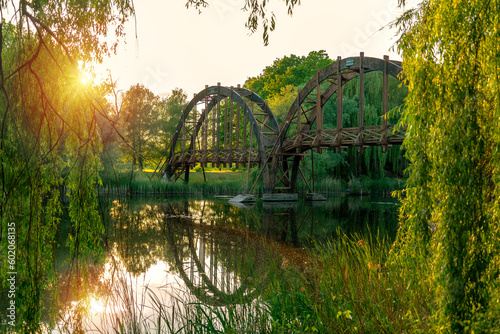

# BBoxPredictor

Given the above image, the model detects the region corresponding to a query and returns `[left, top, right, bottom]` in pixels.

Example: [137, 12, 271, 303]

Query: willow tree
[0, 1, 301, 330]
[0, 2, 134, 331]
[394, 0, 500, 331]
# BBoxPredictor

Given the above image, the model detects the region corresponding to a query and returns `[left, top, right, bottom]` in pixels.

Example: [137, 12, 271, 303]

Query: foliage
[245, 50, 333, 100]
[0, 1, 134, 331]
[120, 84, 159, 169]
[393, 0, 500, 331]
[267, 84, 298, 123]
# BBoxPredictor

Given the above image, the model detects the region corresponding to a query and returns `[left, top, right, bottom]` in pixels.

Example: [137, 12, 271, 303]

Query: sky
[95, 0, 418, 98]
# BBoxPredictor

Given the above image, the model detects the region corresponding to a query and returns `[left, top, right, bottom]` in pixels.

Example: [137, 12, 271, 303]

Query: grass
[100, 167, 405, 197]
[99, 169, 251, 196]
[70, 229, 433, 334]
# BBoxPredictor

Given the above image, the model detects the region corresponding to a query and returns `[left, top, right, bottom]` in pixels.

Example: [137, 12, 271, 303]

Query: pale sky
[96, 0, 417, 98]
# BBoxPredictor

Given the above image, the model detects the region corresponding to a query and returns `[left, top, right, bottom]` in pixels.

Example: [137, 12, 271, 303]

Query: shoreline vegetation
[98, 169, 406, 197]
[77, 229, 433, 334]
[82, 174, 417, 333]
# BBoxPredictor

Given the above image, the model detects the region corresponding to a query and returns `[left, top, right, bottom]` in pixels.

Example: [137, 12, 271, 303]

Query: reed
[67, 230, 433, 333]
[99, 170, 250, 196]
[100, 168, 404, 196]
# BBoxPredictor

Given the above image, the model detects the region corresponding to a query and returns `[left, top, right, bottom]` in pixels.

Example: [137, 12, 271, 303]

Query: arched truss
[163, 221, 257, 306]
[266, 53, 405, 192]
[159, 203, 308, 306]
[164, 84, 279, 185]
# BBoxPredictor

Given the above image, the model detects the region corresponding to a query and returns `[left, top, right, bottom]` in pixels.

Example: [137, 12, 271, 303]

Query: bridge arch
[267, 53, 405, 192]
[162, 217, 258, 306]
[165, 84, 279, 185]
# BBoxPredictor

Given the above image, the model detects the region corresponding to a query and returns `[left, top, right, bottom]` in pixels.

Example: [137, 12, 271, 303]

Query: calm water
[44, 195, 398, 332]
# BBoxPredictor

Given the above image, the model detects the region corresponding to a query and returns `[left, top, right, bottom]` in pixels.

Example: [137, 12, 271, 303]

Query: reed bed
[99, 169, 404, 196]
[72, 231, 433, 334]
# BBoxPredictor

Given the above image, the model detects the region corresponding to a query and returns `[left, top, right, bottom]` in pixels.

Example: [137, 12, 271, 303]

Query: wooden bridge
[163, 53, 405, 193]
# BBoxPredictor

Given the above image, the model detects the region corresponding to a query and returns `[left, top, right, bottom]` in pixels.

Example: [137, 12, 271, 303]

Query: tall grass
[100, 169, 404, 196]
[181, 232, 434, 333]
[99, 170, 250, 196]
[79, 231, 433, 334]
[279, 232, 434, 333]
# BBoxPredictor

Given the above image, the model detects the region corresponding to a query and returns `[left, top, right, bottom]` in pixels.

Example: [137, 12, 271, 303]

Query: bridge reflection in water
[52, 196, 398, 333]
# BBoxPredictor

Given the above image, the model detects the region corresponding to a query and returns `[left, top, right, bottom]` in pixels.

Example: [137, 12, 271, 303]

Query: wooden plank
[181, 113, 186, 158]
[245, 127, 254, 191]
[296, 90, 302, 149]
[191, 99, 197, 163]
[243, 106, 247, 167]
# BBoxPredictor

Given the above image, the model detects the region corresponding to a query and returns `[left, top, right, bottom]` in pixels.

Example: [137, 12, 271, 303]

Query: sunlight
[80, 73, 91, 86]
[78, 68, 97, 87]
[90, 297, 104, 315]
[77, 61, 102, 87]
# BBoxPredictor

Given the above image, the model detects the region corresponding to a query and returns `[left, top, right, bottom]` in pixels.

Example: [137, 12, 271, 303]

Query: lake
[44, 195, 399, 332]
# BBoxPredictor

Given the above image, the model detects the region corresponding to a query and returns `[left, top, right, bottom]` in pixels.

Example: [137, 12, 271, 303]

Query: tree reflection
[16, 195, 400, 332]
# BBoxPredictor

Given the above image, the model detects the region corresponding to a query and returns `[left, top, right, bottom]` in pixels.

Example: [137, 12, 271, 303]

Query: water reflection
[2, 195, 399, 332]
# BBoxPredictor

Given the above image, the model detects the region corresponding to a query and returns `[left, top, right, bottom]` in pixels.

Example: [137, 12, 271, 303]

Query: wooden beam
[224, 87, 228, 167]
[181, 112, 186, 158]
[243, 104, 247, 166]
[216, 82, 221, 168]
[245, 127, 253, 192]
[191, 98, 197, 162]
[358, 52, 365, 153]
[337, 56, 343, 153]
[229, 89, 234, 168]
[203, 85, 208, 167]
[316, 68, 323, 132]
[383, 55, 389, 153]
[296, 90, 302, 152]
[236, 101, 240, 168]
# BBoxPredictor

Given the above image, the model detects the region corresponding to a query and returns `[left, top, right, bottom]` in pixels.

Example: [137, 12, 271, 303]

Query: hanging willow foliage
[392, 0, 500, 332]
[0, 2, 134, 331]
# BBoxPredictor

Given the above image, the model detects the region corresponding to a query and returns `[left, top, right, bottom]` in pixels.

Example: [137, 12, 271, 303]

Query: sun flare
[90, 297, 104, 315]
[80, 74, 91, 86]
